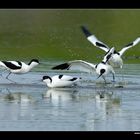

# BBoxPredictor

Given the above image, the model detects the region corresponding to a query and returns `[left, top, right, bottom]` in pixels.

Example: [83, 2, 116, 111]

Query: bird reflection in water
[94, 89, 122, 116]
[0, 89, 36, 120]
[42, 88, 79, 105]
[0, 88, 35, 104]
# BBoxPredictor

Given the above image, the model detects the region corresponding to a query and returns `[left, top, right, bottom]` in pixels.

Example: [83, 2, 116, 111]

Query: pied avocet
[52, 47, 115, 83]
[81, 26, 140, 68]
[42, 74, 82, 88]
[0, 59, 39, 82]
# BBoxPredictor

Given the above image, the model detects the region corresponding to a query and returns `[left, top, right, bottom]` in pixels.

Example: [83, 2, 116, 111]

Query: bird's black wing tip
[81, 25, 92, 37]
[125, 42, 133, 47]
[52, 63, 70, 70]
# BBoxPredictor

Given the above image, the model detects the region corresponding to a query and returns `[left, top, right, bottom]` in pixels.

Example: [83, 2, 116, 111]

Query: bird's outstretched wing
[52, 60, 96, 73]
[81, 26, 110, 52]
[119, 37, 140, 56]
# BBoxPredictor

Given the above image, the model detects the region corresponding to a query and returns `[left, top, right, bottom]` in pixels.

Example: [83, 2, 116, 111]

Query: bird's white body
[108, 54, 123, 68]
[16, 61, 39, 73]
[42, 75, 81, 88]
[81, 26, 140, 68]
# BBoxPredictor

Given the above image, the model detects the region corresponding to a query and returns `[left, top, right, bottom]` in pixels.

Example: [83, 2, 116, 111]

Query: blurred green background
[0, 9, 140, 63]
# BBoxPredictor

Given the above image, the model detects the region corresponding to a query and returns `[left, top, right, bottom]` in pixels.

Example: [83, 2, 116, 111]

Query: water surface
[0, 63, 140, 131]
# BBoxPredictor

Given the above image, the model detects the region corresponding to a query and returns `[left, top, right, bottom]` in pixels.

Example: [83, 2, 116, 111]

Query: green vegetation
[0, 9, 140, 63]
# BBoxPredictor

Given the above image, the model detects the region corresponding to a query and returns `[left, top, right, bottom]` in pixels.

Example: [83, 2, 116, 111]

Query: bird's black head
[97, 69, 106, 79]
[42, 76, 49, 80]
[28, 59, 40, 65]
[42, 76, 52, 83]
[100, 69, 105, 74]
[114, 50, 120, 55]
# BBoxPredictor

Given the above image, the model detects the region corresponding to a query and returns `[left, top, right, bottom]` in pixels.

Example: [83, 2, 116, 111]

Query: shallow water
[0, 63, 140, 131]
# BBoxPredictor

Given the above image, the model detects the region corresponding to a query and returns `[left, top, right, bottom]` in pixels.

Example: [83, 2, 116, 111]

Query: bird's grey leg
[0, 69, 7, 77]
[102, 76, 107, 84]
[6, 88, 11, 94]
[112, 73, 115, 83]
[5, 72, 16, 83]
[6, 72, 11, 79]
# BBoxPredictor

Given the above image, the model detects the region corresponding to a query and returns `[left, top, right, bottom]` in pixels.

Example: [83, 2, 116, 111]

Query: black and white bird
[52, 47, 115, 83]
[42, 75, 82, 88]
[0, 59, 39, 82]
[81, 26, 140, 68]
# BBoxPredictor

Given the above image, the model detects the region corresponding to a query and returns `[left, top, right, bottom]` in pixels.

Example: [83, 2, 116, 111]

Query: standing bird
[42, 75, 82, 88]
[0, 59, 39, 82]
[52, 47, 115, 83]
[81, 26, 140, 68]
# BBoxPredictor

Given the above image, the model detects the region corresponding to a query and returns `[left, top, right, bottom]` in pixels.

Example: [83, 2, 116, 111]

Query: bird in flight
[81, 26, 140, 68]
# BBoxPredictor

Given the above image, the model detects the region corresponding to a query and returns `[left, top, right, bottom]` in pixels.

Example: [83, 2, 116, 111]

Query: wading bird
[52, 47, 115, 83]
[0, 59, 39, 82]
[42, 75, 82, 88]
